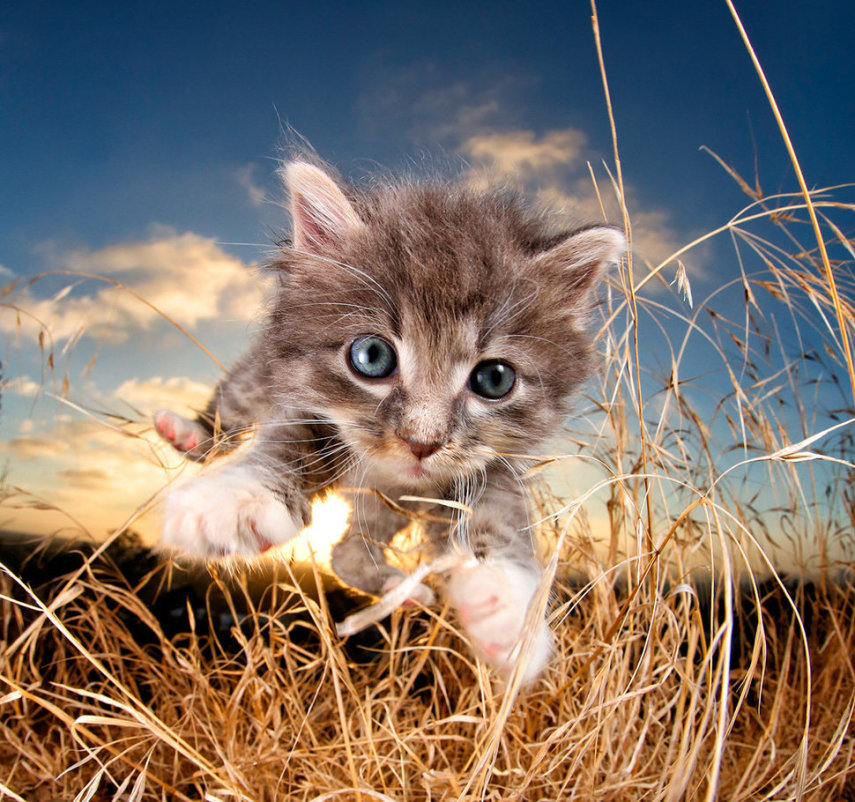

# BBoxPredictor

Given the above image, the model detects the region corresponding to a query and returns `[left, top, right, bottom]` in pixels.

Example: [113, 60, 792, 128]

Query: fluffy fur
[156, 160, 625, 681]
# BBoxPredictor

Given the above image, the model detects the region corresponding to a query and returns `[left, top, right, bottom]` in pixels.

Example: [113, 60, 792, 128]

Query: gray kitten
[156, 160, 624, 681]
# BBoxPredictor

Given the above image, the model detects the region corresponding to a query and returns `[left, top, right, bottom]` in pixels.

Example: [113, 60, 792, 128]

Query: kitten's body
[157, 161, 624, 681]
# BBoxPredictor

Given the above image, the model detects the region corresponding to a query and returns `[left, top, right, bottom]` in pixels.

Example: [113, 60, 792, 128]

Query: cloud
[50, 416, 132, 447]
[461, 129, 587, 177]
[0, 361, 228, 535]
[2, 401, 192, 541]
[1, 435, 70, 459]
[234, 164, 267, 207]
[538, 180, 690, 279]
[458, 126, 698, 285]
[407, 83, 504, 143]
[56, 466, 114, 489]
[356, 59, 537, 147]
[114, 375, 212, 417]
[357, 62, 698, 282]
[0, 367, 227, 540]
[628, 208, 693, 276]
[1, 375, 41, 397]
[358, 66, 699, 286]
[3, 230, 272, 345]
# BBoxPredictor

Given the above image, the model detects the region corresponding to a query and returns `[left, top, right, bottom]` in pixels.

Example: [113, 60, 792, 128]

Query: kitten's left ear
[284, 161, 365, 254]
[537, 225, 625, 302]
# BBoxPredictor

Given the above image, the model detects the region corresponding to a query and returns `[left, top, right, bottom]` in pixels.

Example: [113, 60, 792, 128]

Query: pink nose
[398, 435, 442, 460]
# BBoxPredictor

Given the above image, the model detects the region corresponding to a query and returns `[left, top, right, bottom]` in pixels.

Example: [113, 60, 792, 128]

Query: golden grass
[3, 7, 855, 799]
[1, 537, 853, 800]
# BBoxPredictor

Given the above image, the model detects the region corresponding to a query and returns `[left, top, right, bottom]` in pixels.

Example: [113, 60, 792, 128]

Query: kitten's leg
[436, 474, 553, 682]
[445, 556, 552, 684]
[160, 419, 312, 560]
[331, 535, 435, 605]
[330, 493, 435, 605]
[162, 462, 304, 557]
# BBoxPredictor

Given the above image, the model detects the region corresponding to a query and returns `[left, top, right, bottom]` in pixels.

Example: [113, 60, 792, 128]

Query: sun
[265, 492, 351, 570]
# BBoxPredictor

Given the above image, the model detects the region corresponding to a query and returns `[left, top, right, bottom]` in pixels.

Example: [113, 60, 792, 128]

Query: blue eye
[469, 360, 515, 399]
[349, 336, 397, 378]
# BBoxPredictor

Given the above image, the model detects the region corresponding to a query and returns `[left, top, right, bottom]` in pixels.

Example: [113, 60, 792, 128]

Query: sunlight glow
[267, 492, 351, 569]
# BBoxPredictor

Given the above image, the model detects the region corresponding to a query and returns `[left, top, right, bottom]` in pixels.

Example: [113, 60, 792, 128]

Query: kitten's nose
[398, 434, 442, 460]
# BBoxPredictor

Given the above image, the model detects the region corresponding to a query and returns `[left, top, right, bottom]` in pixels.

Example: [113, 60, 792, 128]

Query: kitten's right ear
[536, 225, 626, 306]
[284, 162, 364, 254]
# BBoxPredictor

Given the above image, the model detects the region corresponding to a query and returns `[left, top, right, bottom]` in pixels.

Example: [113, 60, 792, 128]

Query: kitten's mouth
[381, 450, 443, 484]
[358, 437, 466, 485]
[405, 463, 431, 479]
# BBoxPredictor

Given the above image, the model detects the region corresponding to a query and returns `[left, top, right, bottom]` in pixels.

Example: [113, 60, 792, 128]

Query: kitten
[156, 159, 624, 682]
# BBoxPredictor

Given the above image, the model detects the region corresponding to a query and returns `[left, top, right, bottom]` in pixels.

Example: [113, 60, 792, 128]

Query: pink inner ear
[295, 196, 333, 251]
[286, 161, 364, 254]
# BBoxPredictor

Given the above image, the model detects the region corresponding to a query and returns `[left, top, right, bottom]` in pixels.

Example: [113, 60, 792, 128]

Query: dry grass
[3, 6, 855, 800]
[1, 537, 853, 800]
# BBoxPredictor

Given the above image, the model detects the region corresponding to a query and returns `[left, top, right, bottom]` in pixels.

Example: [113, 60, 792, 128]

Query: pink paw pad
[447, 560, 553, 681]
[458, 595, 500, 626]
[155, 409, 204, 453]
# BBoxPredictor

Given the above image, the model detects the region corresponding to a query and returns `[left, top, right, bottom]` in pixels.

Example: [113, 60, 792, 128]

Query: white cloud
[114, 375, 212, 417]
[462, 129, 587, 177]
[2, 230, 272, 345]
[1, 375, 42, 397]
[235, 164, 267, 207]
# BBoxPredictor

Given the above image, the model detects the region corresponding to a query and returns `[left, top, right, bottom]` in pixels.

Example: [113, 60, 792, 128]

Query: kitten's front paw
[161, 466, 301, 559]
[155, 409, 210, 459]
[447, 559, 553, 683]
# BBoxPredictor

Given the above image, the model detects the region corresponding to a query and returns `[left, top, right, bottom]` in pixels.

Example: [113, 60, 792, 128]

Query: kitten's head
[267, 161, 624, 488]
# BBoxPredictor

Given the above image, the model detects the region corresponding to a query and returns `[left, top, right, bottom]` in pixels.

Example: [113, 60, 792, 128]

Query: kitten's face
[268, 163, 624, 488]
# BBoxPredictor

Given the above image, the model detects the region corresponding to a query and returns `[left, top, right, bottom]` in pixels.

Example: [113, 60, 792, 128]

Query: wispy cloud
[1, 376, 207, 540]
[56, 466, 116, 489]
[234, 163, 267, 207]
[462, 129, 587, 177]
[537, 179, 691, 277]
[458, 126, 697, 282]
[358, 65, 698, 283]
[356, 59, 536, 147]
[114, 375, 212, 416]
[3, 229, 271, 345]
[1, 375, 41, 397]
[1, 435, 70, 460]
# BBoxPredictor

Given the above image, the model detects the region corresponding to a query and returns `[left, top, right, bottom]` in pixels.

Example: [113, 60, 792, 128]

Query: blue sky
[4, 0, 853, 257]
[1, 0, 853, 556]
